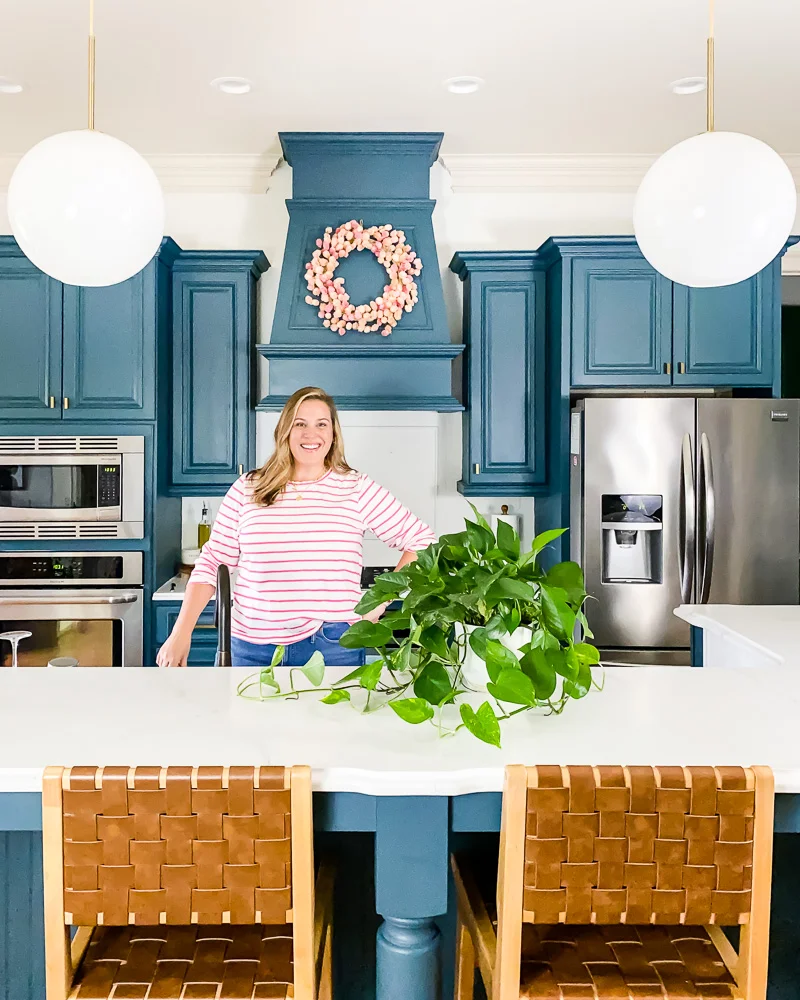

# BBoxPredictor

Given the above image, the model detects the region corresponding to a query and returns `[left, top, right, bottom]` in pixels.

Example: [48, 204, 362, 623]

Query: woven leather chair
[42, 765, 332, 1000]
[452, 764, 774, 1000]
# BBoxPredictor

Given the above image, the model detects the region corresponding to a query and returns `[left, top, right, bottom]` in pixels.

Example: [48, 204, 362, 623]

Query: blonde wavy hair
[247, 387, 354, 506]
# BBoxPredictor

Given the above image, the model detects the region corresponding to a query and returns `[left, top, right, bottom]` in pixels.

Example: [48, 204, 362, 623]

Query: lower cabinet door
[154, 604, 218, 667]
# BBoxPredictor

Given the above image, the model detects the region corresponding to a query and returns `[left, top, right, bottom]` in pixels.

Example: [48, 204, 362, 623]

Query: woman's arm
[155, 582, 216, 666]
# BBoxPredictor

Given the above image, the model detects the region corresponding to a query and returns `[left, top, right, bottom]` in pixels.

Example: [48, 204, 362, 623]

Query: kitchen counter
[3, 665, 800, 1000]
[3, 664, 800, 792]
[153, 572, 198, 599]
[675, 604, 800, 667]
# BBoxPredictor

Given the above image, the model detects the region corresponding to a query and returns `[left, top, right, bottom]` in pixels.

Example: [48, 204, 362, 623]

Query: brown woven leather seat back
[523, 765, 756, 927]
[58, 765, 294, 926]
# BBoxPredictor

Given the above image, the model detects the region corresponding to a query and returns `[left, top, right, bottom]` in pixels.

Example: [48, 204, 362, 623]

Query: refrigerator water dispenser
[601, 495, 663, 584]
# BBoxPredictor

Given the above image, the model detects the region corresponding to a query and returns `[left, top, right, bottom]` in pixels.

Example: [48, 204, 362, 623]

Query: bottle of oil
[197, 501, 211, 549]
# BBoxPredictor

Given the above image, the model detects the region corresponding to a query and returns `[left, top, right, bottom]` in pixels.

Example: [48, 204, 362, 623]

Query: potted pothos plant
[237, 508, 601, 747]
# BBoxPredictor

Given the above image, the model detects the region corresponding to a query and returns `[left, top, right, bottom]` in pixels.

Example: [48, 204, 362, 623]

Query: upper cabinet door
[0, 256, 63, 420]
[170, 270, 255, 494]
[61, 264, 156, 420]
[459, 267, 546, 496]
[672, 267, 775, 387]
[571, 258, 673, 386]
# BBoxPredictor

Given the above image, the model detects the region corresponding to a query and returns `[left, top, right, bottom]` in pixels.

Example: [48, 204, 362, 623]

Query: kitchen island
[2, 666, 800, 1000]
[676, 604, 800, 667]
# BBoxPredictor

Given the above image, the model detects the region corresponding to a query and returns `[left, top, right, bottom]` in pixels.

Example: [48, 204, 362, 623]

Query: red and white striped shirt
[189, 470, 436, 645]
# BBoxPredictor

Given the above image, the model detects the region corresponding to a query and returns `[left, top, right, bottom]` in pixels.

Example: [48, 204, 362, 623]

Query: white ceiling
[0, 0, 798, 157]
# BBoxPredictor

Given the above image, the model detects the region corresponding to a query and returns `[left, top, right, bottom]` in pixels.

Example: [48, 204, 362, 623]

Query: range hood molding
[258, 132, 463, 412]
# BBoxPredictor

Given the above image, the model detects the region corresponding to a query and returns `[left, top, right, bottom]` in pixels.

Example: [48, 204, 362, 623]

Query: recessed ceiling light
[444, 76, 484, 95]
[0, 78, 23, 95]
[210, 76, 252, 95]
[670, 76, 707, 96]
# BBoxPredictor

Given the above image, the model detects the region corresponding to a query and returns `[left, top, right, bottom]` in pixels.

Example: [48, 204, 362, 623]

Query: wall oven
[0, 552, 143, 667]
[0, 435, 144, 540]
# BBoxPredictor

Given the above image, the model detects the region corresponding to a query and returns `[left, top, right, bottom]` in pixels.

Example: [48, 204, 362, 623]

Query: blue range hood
[257, 132, 463, 411]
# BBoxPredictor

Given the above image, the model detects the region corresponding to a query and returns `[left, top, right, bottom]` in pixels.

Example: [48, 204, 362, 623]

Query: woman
[156, 386, 436, 668]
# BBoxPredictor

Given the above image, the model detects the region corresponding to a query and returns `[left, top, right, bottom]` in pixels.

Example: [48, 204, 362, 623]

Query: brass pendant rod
[706, 0, 715, 132]
[88, 0, 96, 130]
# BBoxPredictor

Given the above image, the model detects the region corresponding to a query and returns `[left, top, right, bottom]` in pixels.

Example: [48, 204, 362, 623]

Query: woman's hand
[361, 601, 389, 624]
[156, 627, 193, 668]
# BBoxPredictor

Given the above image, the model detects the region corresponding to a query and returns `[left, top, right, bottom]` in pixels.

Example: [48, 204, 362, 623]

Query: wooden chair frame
[452, 764, 775, 1000]
[42, 764, 333, 1000]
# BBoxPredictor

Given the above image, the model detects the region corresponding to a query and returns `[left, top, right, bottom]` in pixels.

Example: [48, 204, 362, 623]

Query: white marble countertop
[675, 604, 800, 666]
[153, 574, 193, 600]
[2, 666, 800, 794]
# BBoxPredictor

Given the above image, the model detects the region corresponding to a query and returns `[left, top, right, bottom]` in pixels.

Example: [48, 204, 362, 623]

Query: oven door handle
[0, 594, 139, 605]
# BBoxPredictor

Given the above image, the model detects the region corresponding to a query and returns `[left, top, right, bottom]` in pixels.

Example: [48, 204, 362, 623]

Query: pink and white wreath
[304, 219, 423, 336]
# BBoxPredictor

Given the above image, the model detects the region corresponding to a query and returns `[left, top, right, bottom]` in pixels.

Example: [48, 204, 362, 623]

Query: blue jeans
[229, 622, 366, 668]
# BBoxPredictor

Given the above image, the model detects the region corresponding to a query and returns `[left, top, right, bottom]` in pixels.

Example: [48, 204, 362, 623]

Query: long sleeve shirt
[189, 470, 436, 644]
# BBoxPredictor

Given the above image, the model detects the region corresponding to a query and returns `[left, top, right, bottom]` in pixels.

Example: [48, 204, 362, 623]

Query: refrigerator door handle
[698, 432, 716, 603]
[678, 433, 695, 604]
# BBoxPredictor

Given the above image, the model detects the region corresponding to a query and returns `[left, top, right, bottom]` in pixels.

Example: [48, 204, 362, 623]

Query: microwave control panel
[98, 465, 121, 507]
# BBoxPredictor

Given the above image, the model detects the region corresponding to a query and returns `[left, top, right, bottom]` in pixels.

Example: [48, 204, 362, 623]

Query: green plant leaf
[467, 503, 492, 533]
[576, 609, 595, 639]
[468, 627, 488, 660]
[403, 579, 446, 609]
[359, 660, 383, 691]
[270, 645, 285, 668]
[419, 625, 450, 660]
[574, 642, 601, 666]
[530, 628, 560, 652]
[484, 639, 520, 682]
[339, 620, 393, 649]
[546, 561, 586, 606]
[547, 646, 579, 681]
[487, 668, 536, 706]
[335, 663, 367, 685]
[564, 660, 593, 699]
[391, 641, 413, 674]
[540, 585, 576, 640]
[259, 666, 280, 691]
[375, 571, 411, 588]
[484, 615, 508, 639]
[354, 589, 393, 615]
[300, 651, 325, 686]
[520, 647, 557, 700]
[415, 545, 440, 577]
[487, 577, 536, 603]
[465, 519, 494, 555]
[320, 689, 350, 705]
[389, 697, 435, 725]
[380, 610, 411, 630]
[503, 606, 521, 636]
[459, 702, 502, 748]
[530, 527, 568, 556]
[414, 662, 454, 706]
[496, 518, 520, 559]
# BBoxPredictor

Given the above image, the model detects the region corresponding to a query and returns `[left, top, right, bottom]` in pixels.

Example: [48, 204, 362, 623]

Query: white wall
[0, 165, 643, 561]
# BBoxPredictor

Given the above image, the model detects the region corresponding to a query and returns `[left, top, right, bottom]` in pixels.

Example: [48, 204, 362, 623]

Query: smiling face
[288, 397, 334, 472]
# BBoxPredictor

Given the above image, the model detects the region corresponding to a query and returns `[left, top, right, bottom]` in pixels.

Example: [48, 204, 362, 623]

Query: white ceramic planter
[457, 623, 532, 692]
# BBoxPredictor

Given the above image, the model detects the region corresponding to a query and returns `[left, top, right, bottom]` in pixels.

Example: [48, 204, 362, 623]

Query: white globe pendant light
[633, 0, 796, 288]
[7, 0, 164, 287]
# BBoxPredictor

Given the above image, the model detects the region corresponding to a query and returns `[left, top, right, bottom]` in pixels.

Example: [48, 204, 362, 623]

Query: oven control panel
[0, 552, 142, 587]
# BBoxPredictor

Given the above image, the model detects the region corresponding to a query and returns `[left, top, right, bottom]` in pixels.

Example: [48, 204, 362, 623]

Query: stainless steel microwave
[0, 435, 144, 540]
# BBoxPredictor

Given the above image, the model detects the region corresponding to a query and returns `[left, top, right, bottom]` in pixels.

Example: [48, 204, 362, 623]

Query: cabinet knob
[474, 463, 480, 475]
[663, 362, 672, 375]
[677, 361, 686, 375]
[48, 396, 55, 409]
[63, 397, 69, 410]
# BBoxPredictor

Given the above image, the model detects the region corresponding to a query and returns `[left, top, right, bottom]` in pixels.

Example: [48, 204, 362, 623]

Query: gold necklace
[287, 470, 327, 501]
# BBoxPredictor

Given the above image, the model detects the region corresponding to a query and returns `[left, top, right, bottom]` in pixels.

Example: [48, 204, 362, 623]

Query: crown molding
[0, 152, 283, 194]
[440, 152, 800, 195]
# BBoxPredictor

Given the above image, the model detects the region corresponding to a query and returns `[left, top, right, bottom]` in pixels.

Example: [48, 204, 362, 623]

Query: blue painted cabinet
[61, 265, 157, 420]
[672, 268, 776, 387]
[557, 238, 784, 390]
[571, 257, 673, 387]
[450, 252, 546, 496]
[0, 253, 62, 420]
[153, 602, 218, 666]
[169, 253, 268, 496]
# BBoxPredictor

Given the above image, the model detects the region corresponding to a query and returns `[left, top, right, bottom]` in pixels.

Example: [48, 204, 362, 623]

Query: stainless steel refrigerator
[570, 397, 800, 664]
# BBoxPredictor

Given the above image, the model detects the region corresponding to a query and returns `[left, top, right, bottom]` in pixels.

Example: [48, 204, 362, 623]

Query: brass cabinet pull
[677, 361, 686, 374]
[474, 463, 480, 474]
[238, 464, 244, 475]
[63, 397, 69, 409]
[663, 362, 672, 375]
[49, 396, 55, 409]
[195, 624, 217, 630]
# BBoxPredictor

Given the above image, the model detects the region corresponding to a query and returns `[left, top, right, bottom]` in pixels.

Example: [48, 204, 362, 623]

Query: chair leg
[454, 914, 476, 1000]
[318, 922, 333, 1000]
